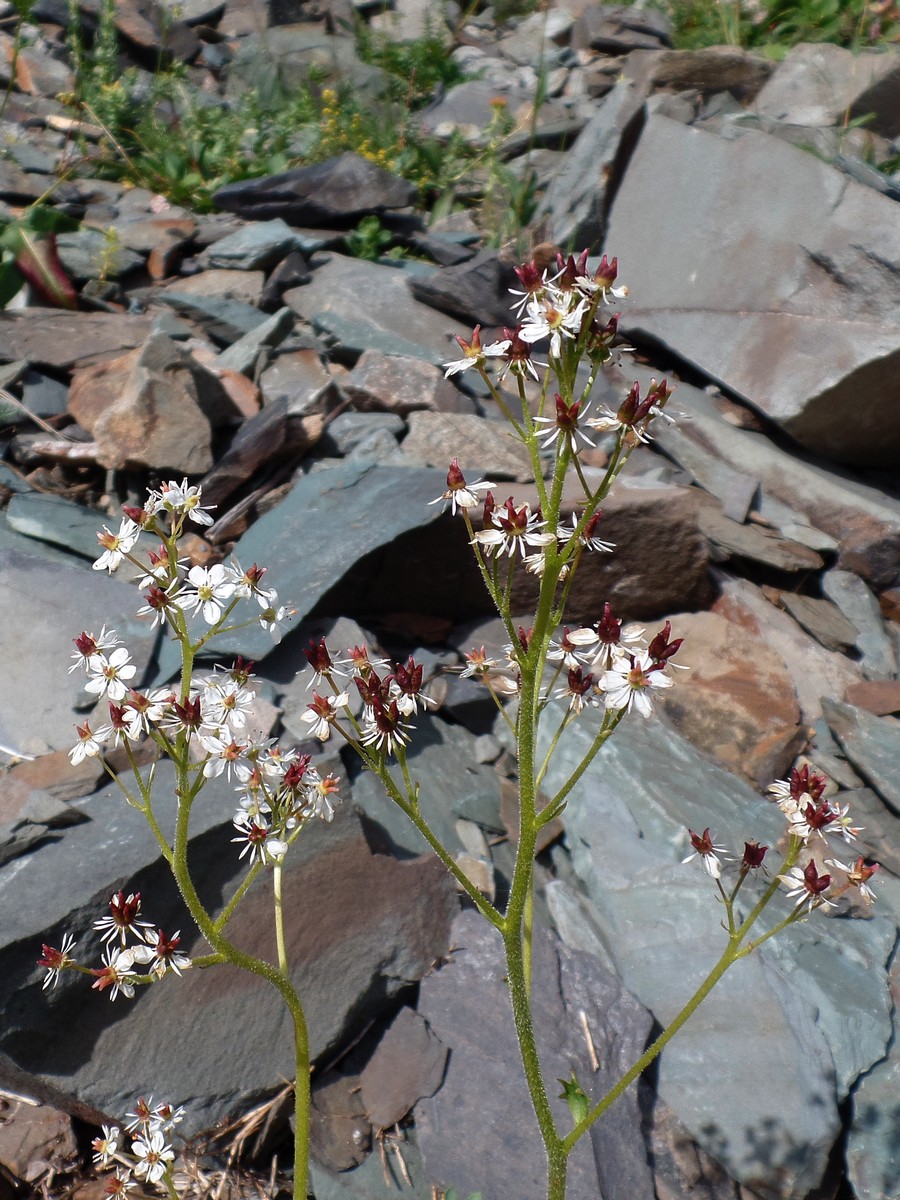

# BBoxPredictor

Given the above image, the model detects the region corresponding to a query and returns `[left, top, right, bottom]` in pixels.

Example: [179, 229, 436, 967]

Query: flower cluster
[769, 765, 877, 908]
[297, 638, 434, 757]
[680, 765, 878, 912]
[91, 1096, 183, 1192]
[443, 252, 630, 383]
[38, 891, 191, 1002]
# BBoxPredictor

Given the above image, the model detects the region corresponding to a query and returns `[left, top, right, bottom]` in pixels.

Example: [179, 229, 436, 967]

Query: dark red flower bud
[742, 840, 768, 869]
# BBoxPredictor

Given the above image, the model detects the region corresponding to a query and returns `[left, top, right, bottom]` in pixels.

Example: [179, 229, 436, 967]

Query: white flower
[70, 720, 106, 765]
[176, 564, 236, 625]
[84, 646, 137, 702]
[599, 650, 672, 717]
[682, 828, 729, 880]
[259, 602, 292, 638]
[519, 294, 587, 359]
[429, 458, 495, 516]
[69, 626, 120, 674]
[91, 1124, 120, 1167]
[232, 813, 287, 864]
[38, 933, 77, 990]
[90, 946, 139, 1001]
[149, 479, 214, 526]
[132, 1129, 174, 1184]
[93, 519, 140, 573]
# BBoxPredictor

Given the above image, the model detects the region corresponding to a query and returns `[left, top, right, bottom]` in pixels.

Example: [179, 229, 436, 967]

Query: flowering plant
[38, 253, 876, 1200]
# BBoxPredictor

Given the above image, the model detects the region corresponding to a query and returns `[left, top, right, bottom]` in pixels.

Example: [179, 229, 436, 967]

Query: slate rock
[754, 42, 900, 138]
[5, 493, 113, 561]
[200, 218, 300, 271]
[339, 350, 467, 417]
[310, 1071, 370, 1172]
[545, 709, 895, 1195]
[359, 1007, 446, 1130]
[1, 785, 456, 1135]
[309, 1124, 431, 1200]
[0, 771, 87, 867]
[506, 478, 712, 623]
[160, 266, 266, 306]
[20, 369, 68, 418]
[607, 114, 900, 469]
[844, 679, 900, 716]
[697, 496, 824, 572]
[417, 909, 655, 1200]
[212, 460, 448, 659]
[654, 608, 804, 785]
[213, 153, 415, 226]
[215, 305, 295, 375]
[646, 371, 900, 590]
[258, 346, 333, 411]
[54, 229, 144, 282]
[0, 526, 159, 755]
[84, 330, 242, 472]
[821, 568, 897, 680]
[408, 249, 521, 328]
[226, 26, 384, 106]
[0, 1098, 76, 1183]
[821, 698, 900, 815]
[779, 591, 859, 653]
[571, 3, 673, 52]
[536, 79, 647, 249]
[147, 289, 269, 345]
[846, 945, 900, 1200]
[320, 411, 406, 456]
[0, 310, 153, 370]
[400, 410, 533, 480]
[284, 253, 472, 364]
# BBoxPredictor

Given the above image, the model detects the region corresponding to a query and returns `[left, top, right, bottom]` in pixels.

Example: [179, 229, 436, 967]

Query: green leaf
[21, 204, 80, 235]
[558, 1071, 590, 1125]
[0, 258, 24, 308]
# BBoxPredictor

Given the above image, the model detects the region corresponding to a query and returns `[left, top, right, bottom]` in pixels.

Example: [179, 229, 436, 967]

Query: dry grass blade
[0, 387, 80, 442]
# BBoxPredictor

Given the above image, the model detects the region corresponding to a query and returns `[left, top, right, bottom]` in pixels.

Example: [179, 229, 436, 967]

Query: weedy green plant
[38, 250, 878, 1200]
[659, 0, 900, 51]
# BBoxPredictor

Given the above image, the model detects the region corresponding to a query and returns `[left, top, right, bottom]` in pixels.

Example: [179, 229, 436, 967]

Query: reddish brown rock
[0, 1097, 77, 1184]
[714, 576, 863, 725]
[844, 679, 900, 716]
[359, 1007, 447, 1130]
[654, 609, 805, 786]
[340, 350, 469, 416]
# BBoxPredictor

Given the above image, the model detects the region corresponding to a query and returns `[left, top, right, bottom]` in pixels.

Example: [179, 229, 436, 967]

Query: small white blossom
[176, 564, 236, 625]
[93, 519, 140, 574]
[84, 647, 137, 702]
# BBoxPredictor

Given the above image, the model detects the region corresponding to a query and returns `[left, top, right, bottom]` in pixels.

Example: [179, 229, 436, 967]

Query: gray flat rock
[213, 153, 414, 225]
[0, 525, 160, 755]
[821, 569, 897, 680]
[0, 310, 153, 370]
[5, 493, 110, 561]
[284, 253, 472, 363]
[643, 369, 900, 590]
[754, 43, 900, 137]
[200, 218, 300, 271]
[822, 698, 900, 815]
[607, 115, 900, 469]
[214, 460, 447, 659]
[779, 592, 859, 653]
[416, 909, 655, 1200]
